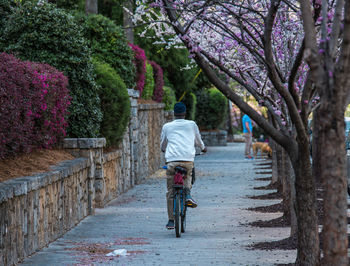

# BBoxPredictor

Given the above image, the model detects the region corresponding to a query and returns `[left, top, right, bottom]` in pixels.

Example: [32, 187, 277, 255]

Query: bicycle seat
[174, 166, 187, 175]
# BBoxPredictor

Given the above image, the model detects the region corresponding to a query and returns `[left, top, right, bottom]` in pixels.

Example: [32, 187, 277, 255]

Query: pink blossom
[41, 103, 47, 111]
[26, 110, 33, 117]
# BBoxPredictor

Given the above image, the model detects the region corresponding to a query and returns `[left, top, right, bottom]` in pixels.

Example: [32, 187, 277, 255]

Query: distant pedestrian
[242, 114, 253, 159]
[258, 134, 265, 142]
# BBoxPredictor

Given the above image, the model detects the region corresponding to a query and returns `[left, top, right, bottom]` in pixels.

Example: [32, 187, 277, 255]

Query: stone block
[127, 89, 140, 98]
[34, 173, 51, 190]
[4, 180, 28, 197]
[62, 138, 78, 149]
[24, 174, 42, 192]
[77, 138, 106, 149]
[50, 171, 61, 184]
[233, 134, 245, 142]
[201, 130, 227, 146]
[0, 183, 14, 203]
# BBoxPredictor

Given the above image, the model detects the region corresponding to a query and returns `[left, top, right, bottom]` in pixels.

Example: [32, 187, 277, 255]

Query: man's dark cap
[174, 102, 186, 115]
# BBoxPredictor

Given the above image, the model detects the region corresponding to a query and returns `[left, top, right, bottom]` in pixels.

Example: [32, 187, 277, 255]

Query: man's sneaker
[186, 195, 198, 208]
[166, 220, 174, 230]
[245, 155, 254, 159]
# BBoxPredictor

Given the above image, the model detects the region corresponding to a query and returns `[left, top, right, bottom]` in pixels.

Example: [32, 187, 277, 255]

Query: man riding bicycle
[160, 102, 207, 230]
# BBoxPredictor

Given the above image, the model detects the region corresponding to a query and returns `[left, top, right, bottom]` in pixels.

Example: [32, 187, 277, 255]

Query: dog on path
[252, 142, 272, 158]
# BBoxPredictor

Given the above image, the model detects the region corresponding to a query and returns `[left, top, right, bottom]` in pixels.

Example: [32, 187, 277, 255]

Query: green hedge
[74, 13, 135, 89]
[92, 58, 130, 146]
[0, 0, 12, 29]
[98, 0, 124, 25]
[142, 61, 155, 99]
[0, 2, 102, 137]
[162, 86, 176, 111]
[195, 88, 227, 130]
[183, 92, 197, 121]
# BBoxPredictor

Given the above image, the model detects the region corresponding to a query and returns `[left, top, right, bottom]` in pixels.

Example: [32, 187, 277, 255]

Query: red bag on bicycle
[174, 172, 184, 185]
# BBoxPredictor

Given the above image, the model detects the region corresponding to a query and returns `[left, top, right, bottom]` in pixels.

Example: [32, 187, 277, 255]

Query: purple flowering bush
[128, 43, 146, 94]
[0, 53, 71, 159]
[149, 60, 164, 102]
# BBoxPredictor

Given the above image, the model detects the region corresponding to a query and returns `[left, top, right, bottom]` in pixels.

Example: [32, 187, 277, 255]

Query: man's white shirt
[160, 119, 205, 162]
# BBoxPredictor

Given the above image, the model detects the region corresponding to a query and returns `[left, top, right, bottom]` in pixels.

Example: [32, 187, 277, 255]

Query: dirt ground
[0, 149, 74, 182]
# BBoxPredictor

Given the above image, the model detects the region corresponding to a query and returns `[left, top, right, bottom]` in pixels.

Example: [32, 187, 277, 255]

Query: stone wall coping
[233, 134, 245, 142]
[63, 138, 106, 149]
[128, 89, 140, 98]
[200, 130, 227, 136]
[103, 150, 122, 162]
[138, 103, 165, 111]
[0, 157, 89, 204]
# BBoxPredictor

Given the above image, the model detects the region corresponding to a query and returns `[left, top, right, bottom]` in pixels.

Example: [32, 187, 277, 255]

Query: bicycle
[172, 165, 188, 237]
[165, 152, 204, 237]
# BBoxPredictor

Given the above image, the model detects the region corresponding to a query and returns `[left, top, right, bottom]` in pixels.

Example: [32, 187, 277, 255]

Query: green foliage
[345, 104, 350, 117]
[136, 31, 199, 96]
[135, 28, 212, 109]
[252, 126, 265, 139]
[162, 86, 176, 111]
[92, 58, 130, 146]
[0, 2, 102, 137]
[74, 13, 135, 89]
[195, 88, 228, 130]
[182, 92, 197, 121]
[51, 0, 84, 10]
[142, 61, 155, 99]
[98, 0, 124, 25]
[0, 0, 15, 40]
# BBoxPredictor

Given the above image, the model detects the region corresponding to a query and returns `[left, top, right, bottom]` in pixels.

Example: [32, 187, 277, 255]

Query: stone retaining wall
[0, 90, 166, 265]
[137, 103, 165, 182]
[0, 158, 90, 265]
[201, 130, 228, 146]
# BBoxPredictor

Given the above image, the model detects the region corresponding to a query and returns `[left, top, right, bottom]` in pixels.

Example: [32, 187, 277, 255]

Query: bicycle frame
[173, 166, 188, 237]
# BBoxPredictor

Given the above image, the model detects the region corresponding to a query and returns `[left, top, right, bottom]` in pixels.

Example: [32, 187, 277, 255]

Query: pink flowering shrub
[149, 60, 164, 102]
[0, 53, 71, 159]
[128, 43, 146, 94]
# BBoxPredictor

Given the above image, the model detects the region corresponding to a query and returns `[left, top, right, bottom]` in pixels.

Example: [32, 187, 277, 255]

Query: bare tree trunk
[270, 139, 279, 185]
[227, 100, 234, 142]
[275, 143, 283, 193]
[281, 149, 291, 218]
[312, 109, 322, 185]
[123, 0, 134, 43]
[289, 162, 298, 237]
[85, 0, 98, 14]
[317, 106, 348, 265]
[292, 142, 320, 266]
[282, 150, 298, 237]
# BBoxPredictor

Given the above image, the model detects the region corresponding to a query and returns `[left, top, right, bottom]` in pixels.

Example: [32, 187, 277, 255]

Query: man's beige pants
[244, 132, 252, 156]
[166, 161, 194, 220]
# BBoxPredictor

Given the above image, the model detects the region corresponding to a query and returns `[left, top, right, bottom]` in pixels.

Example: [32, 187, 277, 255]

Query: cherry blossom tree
[133, 0, 350, 264]
[299, 0, 350, 264]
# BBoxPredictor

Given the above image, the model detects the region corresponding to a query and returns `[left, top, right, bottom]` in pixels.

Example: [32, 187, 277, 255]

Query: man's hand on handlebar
[202, 147, 207, 153]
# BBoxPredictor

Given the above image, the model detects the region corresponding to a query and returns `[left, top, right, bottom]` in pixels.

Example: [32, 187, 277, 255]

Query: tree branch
[161, 0, 294, 151]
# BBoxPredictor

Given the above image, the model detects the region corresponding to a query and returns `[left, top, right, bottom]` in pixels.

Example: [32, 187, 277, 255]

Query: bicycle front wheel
[174, 193, 181, 237]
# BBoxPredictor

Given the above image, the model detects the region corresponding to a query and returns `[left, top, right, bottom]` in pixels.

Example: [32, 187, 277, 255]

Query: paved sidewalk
[21, 143, 296, 266]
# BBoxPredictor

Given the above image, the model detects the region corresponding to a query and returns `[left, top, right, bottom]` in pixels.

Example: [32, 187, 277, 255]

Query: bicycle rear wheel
[181, 205, 187, 233]
[174, 193, 181, 237]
